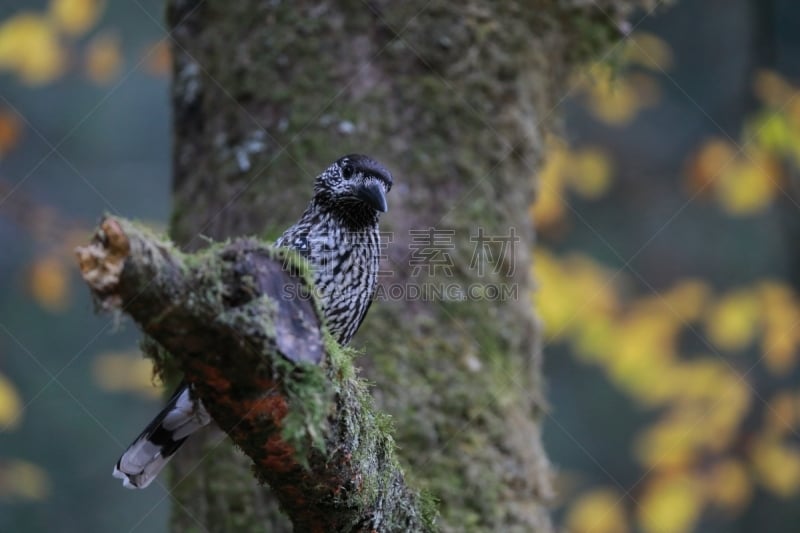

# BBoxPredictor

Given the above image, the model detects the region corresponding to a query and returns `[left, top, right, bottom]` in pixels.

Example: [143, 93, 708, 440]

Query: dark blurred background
[0, 1, 172, 531]
[1, 1, 800, 532]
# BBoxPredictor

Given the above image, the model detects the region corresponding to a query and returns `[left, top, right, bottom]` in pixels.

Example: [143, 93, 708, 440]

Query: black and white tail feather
[112, 154, 391, 490]
[113, 383, 210, 489]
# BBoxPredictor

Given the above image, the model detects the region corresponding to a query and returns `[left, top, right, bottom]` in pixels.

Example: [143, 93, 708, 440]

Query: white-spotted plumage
[113, 154, 392, 489]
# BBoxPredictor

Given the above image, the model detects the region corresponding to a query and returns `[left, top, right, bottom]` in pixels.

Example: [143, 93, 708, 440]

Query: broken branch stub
[75, 216, 324, 366]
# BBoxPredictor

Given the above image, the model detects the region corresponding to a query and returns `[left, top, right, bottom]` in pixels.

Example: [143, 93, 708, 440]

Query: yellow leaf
[531, 258, 565, 336]
[0, 14, 65, 85]
[92, 352, 162, 399]
[534, 251, 620, 342]
[634, 414, 702, 471]
[610, 357, 674, 407]
[762, 338, 798, 377]
[568, 255, 619, 314]
[606, 303, 683, 402]
[751, 436, 800, 497]
[0, 373, 22, 429]
[652, 365, 748, 454]
[634, 365, 750, 468]
[49, 0, 103, 36]
[573, 316, 617, 363]
[586, 74, 641, 126]
[703, 375, 750, 451]
[566, 148, 612, 199]
[565, 488, 629, 533]
[85, 31, 122, 85]
[615, 309, 680, 364]
[753, 113, 793, 156]
[638, 475, 703, 533]
[531, 181, 566, 230]
[0, 460, 51, 501]
[533, 138, 615, 230]
[705, 289, 761, 351]
[670, 359, 730, 402]
[706, 459, 751, 512]
[532, 249, 572, 340]
[532, 142, 567, 229]
[686, 139, 737, 195]
[28, 255, 70, 312]
[715, 154, 779, 215]
[758, 281, 799, 311]
[626, 32, 674, 71]
[758, 282, 800, 376]
[580, 62, 661, 126]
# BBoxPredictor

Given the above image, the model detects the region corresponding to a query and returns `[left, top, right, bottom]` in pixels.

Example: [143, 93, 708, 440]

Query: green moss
[419, 489, 441, 530]
[561, 7, 625, 64]
[273, 357, 330, 465]
[140, 335, 178, 384]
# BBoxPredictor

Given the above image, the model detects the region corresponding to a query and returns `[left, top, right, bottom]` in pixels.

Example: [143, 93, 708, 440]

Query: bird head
[314, 154, 393, 215]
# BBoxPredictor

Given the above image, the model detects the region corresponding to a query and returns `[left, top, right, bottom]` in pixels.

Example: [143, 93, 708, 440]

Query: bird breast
[305, 224, 380, 345]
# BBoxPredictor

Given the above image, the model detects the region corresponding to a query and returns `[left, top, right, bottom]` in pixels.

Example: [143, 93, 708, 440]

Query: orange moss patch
[260, 433, 296, 474]
[240, 394, 287, 423]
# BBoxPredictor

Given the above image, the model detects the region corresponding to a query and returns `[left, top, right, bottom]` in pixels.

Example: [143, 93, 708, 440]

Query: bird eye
[342, 164, 354, 179]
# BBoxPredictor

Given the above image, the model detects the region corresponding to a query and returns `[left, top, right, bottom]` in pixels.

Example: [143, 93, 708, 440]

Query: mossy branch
[75, 216, 436, 532]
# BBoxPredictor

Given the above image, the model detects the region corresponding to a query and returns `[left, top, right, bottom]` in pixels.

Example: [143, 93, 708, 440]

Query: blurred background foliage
[0, 1, 799, 532]
[535, 1, 800, 532]
[0, 0, 172, 530]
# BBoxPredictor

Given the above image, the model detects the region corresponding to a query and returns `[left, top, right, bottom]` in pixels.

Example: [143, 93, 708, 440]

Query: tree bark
[162, 1, 646, 531]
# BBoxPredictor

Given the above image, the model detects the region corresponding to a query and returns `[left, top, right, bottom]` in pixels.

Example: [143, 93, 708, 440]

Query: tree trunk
[164, 1, 644, 531]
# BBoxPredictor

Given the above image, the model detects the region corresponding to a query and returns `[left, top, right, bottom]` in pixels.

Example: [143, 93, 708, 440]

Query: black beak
[355, 181, 388, 212]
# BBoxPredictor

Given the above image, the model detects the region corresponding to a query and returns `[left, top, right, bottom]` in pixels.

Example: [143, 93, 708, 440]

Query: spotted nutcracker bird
[113, 154, 392, 489]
